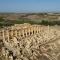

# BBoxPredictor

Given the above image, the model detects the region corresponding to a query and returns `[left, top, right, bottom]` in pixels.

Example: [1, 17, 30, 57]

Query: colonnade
[0, 24, 43, 42]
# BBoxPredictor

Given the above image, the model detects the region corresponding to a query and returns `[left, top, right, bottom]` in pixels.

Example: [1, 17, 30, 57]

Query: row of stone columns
[1, 25, 41, 42]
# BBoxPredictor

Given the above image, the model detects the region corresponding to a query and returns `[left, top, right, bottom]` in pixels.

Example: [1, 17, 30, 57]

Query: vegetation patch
[0, 17, 60, 27]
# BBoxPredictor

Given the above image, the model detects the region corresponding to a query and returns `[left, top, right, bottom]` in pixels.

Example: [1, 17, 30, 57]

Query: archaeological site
[0, 23, 60, 60]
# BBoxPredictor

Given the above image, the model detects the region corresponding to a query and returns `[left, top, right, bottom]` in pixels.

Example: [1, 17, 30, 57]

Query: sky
[0, 0, 60, 13]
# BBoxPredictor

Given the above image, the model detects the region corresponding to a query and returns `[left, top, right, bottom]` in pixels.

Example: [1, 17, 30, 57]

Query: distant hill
[0, 13, 60, 21]
[0, 13, 60, 27]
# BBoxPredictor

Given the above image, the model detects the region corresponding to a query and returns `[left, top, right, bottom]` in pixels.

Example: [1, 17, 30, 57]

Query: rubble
[0, 23, 60, 60]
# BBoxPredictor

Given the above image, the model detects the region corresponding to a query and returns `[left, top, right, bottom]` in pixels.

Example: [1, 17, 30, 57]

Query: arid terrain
[0, 13, 60, 20]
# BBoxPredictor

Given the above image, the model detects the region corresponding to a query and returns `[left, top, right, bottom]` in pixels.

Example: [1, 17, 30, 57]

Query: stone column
[22, 30, 24, 37]
[33, 27, 36, 34]
[32, 27, 34, 35]
[35, 26, 37, 34]
[6, 30, 9, 42]
[15, 29, 17, 37]
[28, 28, 30, 36]
[17, 30, 20, 37]
[25, 29, 28, 36]
[36, 26, 39, 34]
[30, 27, 33, 35]
[11, 26, 14, 37]
[11, 30, 13, 37]
[19, 29, 21, 38]
[2, 29, 5, 41]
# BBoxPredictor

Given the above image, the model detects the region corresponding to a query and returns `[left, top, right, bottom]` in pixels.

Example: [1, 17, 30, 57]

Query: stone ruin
[0, 23, 60, 60]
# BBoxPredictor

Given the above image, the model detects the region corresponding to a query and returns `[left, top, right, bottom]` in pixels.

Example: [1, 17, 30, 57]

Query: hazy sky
[0, 0, 60, 12]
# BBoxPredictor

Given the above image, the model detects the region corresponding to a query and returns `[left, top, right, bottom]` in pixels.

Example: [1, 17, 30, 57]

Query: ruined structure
[0, 23, 60, 60]
[0, 23, 41, 41]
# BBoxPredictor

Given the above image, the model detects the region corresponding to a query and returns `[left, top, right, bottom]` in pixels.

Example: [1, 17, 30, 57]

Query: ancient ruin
[0, 23, 60, 60]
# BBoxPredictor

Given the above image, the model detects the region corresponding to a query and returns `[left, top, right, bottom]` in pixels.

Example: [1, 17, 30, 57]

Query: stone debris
[0, 23, 60, 60]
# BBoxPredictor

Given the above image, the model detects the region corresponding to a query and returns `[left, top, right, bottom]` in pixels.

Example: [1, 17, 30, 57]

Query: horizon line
[0, 11, 60, 13]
